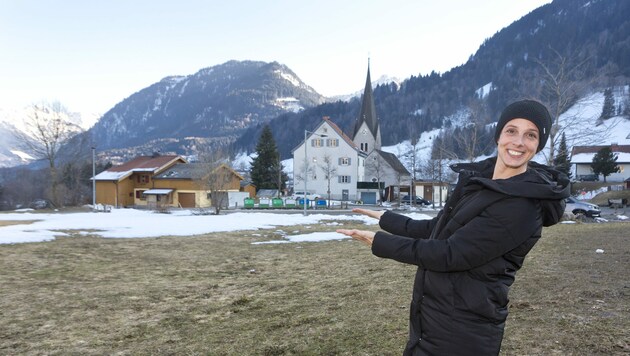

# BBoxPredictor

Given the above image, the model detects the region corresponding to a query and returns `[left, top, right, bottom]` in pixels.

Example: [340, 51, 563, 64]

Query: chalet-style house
[94, 154, 186, 207]
[292, 64, 412, 203]
[94, 155, 244, 208]
[151, 163, 244, 209]
[570, 144, 630, 182]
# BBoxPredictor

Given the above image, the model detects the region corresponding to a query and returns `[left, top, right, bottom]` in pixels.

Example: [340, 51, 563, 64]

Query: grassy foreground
[0, 219, 628, 355]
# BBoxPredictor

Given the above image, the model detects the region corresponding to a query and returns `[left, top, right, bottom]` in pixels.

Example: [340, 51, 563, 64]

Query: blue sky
[0, 0, 551, 117]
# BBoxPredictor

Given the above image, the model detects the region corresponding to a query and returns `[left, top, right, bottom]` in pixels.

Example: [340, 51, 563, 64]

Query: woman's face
[495, 118, 539, 178]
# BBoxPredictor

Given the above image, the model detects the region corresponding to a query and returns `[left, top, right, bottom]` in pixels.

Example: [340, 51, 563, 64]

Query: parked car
[565, 196, 601, 217]
[401, 195, 432, 206]
[577, 174, 599, 182]
[291, 191, 322, 200]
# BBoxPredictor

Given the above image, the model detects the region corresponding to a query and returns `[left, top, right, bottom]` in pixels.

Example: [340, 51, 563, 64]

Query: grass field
[1, 218, 628, 355]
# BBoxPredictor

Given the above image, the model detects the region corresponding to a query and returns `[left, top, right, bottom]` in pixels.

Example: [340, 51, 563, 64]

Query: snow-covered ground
[0, 208, 433, 245]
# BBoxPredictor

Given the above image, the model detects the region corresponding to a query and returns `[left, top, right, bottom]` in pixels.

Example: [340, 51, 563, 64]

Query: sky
[0, 0, 552, 121]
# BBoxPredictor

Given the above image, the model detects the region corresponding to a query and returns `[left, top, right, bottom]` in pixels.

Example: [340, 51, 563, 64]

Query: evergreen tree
[591, 146, 619, 183]
[249, 125, 288, 192]
[553, 132, 572, 179]
[600, 88, 615, 120]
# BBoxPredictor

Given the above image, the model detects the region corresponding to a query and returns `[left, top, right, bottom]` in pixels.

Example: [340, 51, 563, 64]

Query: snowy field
[0, 208, 433, 245]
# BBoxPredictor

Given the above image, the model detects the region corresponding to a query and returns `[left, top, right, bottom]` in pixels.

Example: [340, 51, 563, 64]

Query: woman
[338, 99, 570, 355]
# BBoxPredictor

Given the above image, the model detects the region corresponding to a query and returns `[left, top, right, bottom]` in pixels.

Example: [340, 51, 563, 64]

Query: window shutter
[348, 158, 352, 165]
[338, 158, 342, 165]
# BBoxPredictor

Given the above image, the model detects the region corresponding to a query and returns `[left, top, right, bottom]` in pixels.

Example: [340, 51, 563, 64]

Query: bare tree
[425, 135, 459, 207]
[195, 148, 235, 215]
[532, 47, 615, 164]
[453, 99, 495, 162]
[14, 102, 82, 206]
[366, 153, 387, 203]
[318, 154, 337, 206]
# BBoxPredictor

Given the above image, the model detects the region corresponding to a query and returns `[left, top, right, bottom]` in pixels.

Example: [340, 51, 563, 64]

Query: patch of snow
[0, 209, 433, 245]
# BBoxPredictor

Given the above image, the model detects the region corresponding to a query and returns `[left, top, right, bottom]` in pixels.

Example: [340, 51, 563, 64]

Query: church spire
[352, 59, 381, 152]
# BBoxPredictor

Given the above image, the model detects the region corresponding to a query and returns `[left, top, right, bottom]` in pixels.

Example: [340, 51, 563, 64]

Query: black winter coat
[372, 157, 570, 356]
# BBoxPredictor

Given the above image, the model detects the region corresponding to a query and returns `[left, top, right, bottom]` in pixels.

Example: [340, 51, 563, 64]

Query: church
[292, 64, 411, 204]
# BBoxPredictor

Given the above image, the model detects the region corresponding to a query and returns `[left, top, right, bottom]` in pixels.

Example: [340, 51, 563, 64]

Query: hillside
[87, 60, 325, 156]
[235, 0, 630, 159]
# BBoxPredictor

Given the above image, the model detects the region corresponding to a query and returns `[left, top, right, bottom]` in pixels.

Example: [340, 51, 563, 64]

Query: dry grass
[0, 219, 628, 355]
[0, 220, 38, 227]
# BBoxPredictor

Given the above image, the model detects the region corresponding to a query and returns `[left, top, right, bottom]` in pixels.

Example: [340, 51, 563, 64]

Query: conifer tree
[600, 88, 615, 121]
[591, 146, 619, 183]
[553, 132, 571, 179]
[249, 125, 288, 192]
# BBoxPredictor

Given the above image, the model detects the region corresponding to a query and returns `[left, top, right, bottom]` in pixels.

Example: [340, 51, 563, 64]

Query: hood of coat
[451, 157, 571, 226]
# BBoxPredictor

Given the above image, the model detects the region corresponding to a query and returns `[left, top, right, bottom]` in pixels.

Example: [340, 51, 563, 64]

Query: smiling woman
[337, 99, 570, 355]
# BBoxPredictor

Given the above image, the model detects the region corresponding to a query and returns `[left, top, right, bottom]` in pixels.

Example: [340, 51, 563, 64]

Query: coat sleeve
[372, 198, 540, 272]
[378, 210, 439, 239]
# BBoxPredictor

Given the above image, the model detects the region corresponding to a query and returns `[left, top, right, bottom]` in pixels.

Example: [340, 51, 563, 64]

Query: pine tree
[249, 125, 288, 192]
[600, 88, 615, 121]
[553, 132, 572, 179]
[591, 146, 619, 183]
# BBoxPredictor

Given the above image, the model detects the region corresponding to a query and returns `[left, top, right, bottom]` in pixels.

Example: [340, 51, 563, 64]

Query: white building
[570, 144, 630, 182]
[292, 63, 411, 203]
[292, 117, 366, 201]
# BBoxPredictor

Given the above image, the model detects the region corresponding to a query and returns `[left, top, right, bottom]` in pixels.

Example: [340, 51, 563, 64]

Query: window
[338, 175, 351, 183]
[136, 174, 150, 184]
[326, 138, 339, 147]
[135, 190, 146, 200]
[311, 138, 323, 147]
[338, 157, 351, 165]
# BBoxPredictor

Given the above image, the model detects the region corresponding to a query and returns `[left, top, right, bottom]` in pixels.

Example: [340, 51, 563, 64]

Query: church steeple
[352, 59, 381, 153]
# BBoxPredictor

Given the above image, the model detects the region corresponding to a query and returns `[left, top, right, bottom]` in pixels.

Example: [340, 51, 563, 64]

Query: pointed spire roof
[353, 60, 379, 138]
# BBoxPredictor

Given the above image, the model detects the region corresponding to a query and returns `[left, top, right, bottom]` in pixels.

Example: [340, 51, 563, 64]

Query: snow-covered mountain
[86, 60, 326, 154]
[331, 75, 401, 102]
[0, 105, 89, 168]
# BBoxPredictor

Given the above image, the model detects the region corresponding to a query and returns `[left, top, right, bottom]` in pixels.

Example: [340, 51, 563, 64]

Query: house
[292, 62, 411, 204]
[410, 180, 450, 207]
[93, 154, 186, 207]
[570, 144, 630, 182]
[292, 117, 367, 202]
[151, 163, 244, 209]
[94, 155, 245, 209]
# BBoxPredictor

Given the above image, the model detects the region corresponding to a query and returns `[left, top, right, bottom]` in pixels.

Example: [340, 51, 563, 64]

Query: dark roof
[352, 64, 379, 139]
[153, 163, 205, 179]
[107, 155, 184, 172]
[376, 150, 410, 175]
[153, 163, 244, 180]
[571, 144, 630, 155]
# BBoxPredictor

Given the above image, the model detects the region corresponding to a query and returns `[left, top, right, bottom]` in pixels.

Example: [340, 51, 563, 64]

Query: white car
[565, 196, 601, 217]
[292, 191, 322, 200]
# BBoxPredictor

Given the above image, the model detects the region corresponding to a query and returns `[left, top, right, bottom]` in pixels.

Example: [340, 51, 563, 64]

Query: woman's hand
[352, 208, 385, 220]
[337, 229, 375, 246]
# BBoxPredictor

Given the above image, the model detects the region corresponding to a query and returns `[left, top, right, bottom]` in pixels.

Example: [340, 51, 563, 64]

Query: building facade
[292, 117, 366, 201]
[292, 63, 411, 203]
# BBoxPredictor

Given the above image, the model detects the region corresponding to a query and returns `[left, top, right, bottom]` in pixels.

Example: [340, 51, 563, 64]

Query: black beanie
[494, 99, 552, 153]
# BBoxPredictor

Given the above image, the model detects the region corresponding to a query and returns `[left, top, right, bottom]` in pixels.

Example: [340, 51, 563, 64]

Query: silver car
[565, 196, 601, 217]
